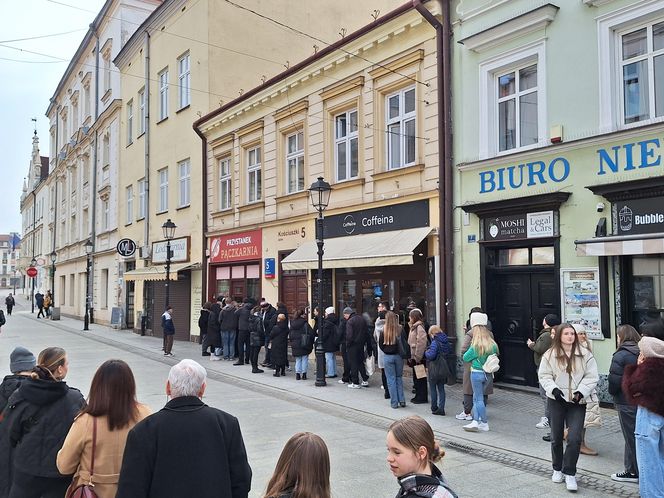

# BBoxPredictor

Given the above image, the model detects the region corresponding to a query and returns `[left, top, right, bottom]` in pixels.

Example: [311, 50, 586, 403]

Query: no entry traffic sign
[26, 267, 37, 278]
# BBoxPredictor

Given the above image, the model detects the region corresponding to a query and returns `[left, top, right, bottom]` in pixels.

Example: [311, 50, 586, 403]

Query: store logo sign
[209, 229, 262, 263]
[616, 198, 664, 235]
[527, 211, 554, 238]
[343, 215, 357, 235]
[619, 205, 633, 232]
[484, 211, 556, 241]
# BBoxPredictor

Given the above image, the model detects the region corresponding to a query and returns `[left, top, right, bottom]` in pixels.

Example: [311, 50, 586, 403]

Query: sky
[0, 0, 106, 235]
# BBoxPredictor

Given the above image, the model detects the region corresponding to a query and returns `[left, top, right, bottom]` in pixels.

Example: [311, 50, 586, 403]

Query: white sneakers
[536, 417, 550, 429]
[463, 420, 479, 432]
[338, 379, 346, 384]
[565, 475, 578, 492]
[347, 383, 361, 389]
[210, 355, 221, 361]
[478, 422, 490, 432]
[552, 471, 577, 492]
[455, 411, 473, 421]
[361, 380, 369, 387]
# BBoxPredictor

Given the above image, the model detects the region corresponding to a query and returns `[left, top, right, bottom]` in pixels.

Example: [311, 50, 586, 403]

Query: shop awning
[123, 262, 200, 282]
[575, 233, 664, 256]
[281, 227, 432, 270]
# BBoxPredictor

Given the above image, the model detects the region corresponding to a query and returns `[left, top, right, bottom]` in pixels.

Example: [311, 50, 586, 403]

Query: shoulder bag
[68, 418, 99, 498]
[427, 350, 450, 384]
[397, 332, 411, 360]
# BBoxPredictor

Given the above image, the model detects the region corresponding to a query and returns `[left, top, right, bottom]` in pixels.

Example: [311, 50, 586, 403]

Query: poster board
[560, 268, 603, 340]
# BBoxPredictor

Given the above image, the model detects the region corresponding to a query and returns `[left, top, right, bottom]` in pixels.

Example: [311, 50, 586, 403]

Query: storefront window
[498, 248, 529, 266]
[216, 280, 230, 299]
[492, 246, 554, 266]
[631, 256, 664, 325]
[532, 246, 555, 265]
[338, 279, 357, 312]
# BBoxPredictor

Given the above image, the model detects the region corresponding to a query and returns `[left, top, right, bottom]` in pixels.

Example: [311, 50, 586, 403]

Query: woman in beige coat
[57, 360, 150, 498]
[407, 308, 429, 404]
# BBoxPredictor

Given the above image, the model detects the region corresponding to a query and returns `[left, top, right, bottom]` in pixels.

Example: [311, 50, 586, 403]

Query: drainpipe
[143, 30, 151, 259]
[413, 0, 454, 336]
[193, 125, 208, 306]
[89, 25, 100, 323]
[52, 104, 60, 305]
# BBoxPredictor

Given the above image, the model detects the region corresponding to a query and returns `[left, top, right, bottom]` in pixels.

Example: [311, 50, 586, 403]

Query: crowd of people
[0, 347, 457, 498]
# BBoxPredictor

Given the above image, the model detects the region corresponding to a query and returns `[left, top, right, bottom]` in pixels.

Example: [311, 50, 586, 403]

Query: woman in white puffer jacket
[538, 323, 599, 493]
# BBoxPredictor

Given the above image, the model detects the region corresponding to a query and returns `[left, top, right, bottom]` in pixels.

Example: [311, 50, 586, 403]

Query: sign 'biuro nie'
[478, 138, 662, 194]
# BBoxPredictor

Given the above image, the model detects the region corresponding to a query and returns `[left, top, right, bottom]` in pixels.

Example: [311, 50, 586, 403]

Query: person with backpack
[462, 325, 498, 433]
[320, 307, 339, 378]
[425, 326, 451, 416]
[5, 294, 15, 316]
[289, 309, 313, 380]
[161, 306, 175, 357]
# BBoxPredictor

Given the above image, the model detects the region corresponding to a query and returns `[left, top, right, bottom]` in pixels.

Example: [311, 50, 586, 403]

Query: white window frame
[247, 146, 261, 203]
[126, 100, 133, 144]
[334, 109, 359, 182]
[103, 53, 111, 92]
[285, 131, 305, 193]
[126, 185, 133, 225]
[385, 86, 416, 170]
[178, 159, 191, 208]
[138, 178, 146, 219]
[159, 68, 169, 120]
[478, 40, 547, 159]
[598, 2, 664, 131]
[138, 88, 146, 135]
[219, 157, 232, 210]
[178, 52, 191, 109]
[158, 168, 168, 212]
[495, 62, 539, 153]
[101, 198, 110, 232]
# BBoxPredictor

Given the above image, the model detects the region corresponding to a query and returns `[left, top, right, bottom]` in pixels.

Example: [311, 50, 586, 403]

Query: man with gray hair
[116, 359, 252, 498]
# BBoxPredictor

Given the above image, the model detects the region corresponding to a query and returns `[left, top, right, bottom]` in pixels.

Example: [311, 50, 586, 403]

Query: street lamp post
[83, 239, 93, 330]
[162, 219, 177, 309]
[49, 251, 57, 308]
[13, 270, 17, 295]
[30, 257, 37, 314]
[309, 177, 332, 387]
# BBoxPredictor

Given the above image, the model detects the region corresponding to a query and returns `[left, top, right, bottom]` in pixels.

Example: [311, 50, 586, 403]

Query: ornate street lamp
[84, 239, 93, 330]
[308, 177, 332, 387]
[162, 219, 177, 308]
[30, 257, 37, 314]
[50, 251, 57, 309]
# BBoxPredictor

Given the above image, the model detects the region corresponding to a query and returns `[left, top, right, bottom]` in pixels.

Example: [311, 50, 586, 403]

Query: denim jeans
[383, 353, 405, 408]
[325, 352, 337, 377]
[548, 397, 585, 476]
[539, 384, 550, 419]
[470, 371, 489, 422]
[429, 378, 446, 412]
[635, 406, 664, 497]
[221, 330, 236, 359]
[617, 404, 638, 476]
[295, 355, 309, 374]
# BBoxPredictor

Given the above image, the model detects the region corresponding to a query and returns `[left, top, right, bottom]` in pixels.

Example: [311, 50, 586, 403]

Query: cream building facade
[115, 0, 407, 340]
[195, 3, 443, 325]
[43, 0, 159, 324]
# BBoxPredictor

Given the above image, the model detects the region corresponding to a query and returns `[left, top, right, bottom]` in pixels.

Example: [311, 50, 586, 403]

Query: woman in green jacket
[462, 325, 498, 432]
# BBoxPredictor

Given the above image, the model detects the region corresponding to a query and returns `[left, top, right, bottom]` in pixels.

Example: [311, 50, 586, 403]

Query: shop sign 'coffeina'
[478, 137, 663, 194]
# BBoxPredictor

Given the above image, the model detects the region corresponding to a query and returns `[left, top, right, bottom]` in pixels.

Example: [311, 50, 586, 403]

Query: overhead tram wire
[44, 0, 432, 104]
[1, 41, 431, 143]
[0, 28, 86, 44]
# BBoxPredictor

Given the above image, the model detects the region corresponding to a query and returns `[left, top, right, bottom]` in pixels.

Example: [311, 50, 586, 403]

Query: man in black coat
[320, 307, 339, 378]
[344, 307, 369, 388]
[235, 299, 253, 365]
[116, 359, 252, 498]
[259, 301, 278, 367]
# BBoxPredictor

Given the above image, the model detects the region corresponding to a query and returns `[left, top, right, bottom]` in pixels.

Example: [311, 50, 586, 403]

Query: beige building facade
[196, 3, 443, 325]
[115, 0, 407, 340]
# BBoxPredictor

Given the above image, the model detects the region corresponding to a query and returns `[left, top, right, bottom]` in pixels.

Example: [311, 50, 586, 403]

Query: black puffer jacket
[206, 302, 222, 347]
[0, 375, 29, 412]
[289, 317, 312, 357]
[345, 312, 366, 346]
[219, 305, 239, 331]
[320, 314, 339, 352]
[269, 321, 289, 366]
[236, 303, 253, 331]
[260, 306, 278, 337]
[608, 340, 640, 405]
[197, 309, 209, 336]
[248, 313, 263, 347]
[0, 376, 85, 494]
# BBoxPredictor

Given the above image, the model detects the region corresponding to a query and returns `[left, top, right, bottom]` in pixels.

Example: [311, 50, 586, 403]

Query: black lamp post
[162, 219, 176, 308]
[49, 251, 57, 308]
[30, 257, 37, 314]
[83, 239, 93, 330]
[309, 177, 332, 387]
[13, 269, 17, 295]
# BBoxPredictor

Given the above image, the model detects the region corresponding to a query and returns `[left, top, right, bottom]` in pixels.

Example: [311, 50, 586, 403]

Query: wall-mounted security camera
[596, 202, 605, 213]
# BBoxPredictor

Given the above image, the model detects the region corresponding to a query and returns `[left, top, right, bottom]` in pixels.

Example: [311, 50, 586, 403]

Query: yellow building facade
[115, 0, 407, 339]
[196, 3, 443, 325]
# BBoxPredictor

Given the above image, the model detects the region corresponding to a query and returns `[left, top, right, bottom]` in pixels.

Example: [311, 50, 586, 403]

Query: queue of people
[0, 345, 458, 498]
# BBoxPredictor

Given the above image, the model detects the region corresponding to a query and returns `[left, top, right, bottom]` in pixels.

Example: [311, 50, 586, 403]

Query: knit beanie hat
[342, 307, 354, 315]
[10, 347, 36, 374]
[469, 312, 488, 328]
[639, 336, 664, 359]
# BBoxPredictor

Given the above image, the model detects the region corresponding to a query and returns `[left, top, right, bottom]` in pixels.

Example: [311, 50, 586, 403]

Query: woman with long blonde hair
[462, 325, 498, 432]
[264, 432, 331, 498]
[380, 311, 406, 408]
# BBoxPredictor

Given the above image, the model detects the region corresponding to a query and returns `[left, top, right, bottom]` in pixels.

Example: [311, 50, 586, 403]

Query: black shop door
[486, 271, 558, 387]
